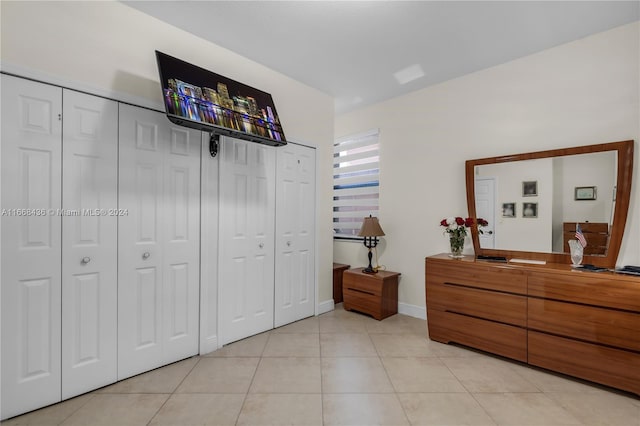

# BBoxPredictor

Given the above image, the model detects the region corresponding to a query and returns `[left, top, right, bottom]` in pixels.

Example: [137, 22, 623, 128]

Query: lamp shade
[358, 216, 385, 237]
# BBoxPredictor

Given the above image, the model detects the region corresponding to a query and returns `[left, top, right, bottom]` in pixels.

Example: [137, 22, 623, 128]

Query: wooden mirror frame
[465, 140, 634, 268]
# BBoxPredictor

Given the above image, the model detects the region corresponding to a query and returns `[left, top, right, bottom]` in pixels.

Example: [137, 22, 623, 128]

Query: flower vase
[449, 233, 465, 258]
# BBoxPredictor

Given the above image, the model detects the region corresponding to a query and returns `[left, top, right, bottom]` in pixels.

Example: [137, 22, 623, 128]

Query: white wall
[335, 22, 640, 313]
[0, 1, 335, 347]
[558, 152, 617, 222]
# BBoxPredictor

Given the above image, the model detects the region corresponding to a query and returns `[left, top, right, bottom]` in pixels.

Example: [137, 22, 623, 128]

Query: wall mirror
[466, 140, 634, 268]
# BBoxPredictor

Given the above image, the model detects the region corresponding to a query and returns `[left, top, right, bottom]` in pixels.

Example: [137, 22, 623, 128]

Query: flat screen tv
[155, 50, 286, 147]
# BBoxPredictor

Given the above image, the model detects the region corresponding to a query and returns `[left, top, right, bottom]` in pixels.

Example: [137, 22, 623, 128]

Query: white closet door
[117, 105, 200, 380]
[61, 90, 118, 398]
[162, 116, 201, 362]
[1, 75, 63, 419]
[219, 137, 275, 345]
[274, 144, 316, 327]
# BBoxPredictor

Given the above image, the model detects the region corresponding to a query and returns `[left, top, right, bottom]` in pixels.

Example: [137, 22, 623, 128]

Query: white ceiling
[123, 1, 639, 115]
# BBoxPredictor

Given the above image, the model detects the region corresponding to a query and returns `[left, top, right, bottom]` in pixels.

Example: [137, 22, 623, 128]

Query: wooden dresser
[425, 254, 640, 395]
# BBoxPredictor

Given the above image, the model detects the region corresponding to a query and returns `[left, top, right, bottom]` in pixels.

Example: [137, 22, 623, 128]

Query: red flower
[455, 217, 465, 226]
[464, 217, 474, 227]
[440, 219, 448, 226]
[477, 218, 489, 227]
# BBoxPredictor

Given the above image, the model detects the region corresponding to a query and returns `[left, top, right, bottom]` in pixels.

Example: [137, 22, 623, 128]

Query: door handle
[258, 242, 264, 249]
[487, 231, 494, 235]
[286, 241, 291, 247]
[142, 252, 151, 260]
[81, 257, 91, 265]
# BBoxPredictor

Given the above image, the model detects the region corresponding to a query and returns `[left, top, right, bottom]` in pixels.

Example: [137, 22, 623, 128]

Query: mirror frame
[465, 140, 634, 268]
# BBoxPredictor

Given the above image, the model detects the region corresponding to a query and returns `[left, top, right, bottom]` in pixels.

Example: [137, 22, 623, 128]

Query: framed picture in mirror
[523, 202, 538, 218]
[575, 186, 597, 201]
[502, 202, 516, 218]
[522, 181, 538, 197]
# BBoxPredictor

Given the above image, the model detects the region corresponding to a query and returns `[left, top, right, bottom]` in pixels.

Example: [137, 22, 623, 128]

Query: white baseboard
[398, 302, 427, 320]
[317, 299, 335, 315]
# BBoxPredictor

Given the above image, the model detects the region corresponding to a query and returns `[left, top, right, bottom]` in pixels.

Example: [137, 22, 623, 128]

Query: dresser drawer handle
[346, 287, 375, 296]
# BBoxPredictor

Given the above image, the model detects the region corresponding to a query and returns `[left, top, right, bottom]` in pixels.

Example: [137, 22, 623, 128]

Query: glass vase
[449, 233, 465, 258]
[568, 239, 583, 267]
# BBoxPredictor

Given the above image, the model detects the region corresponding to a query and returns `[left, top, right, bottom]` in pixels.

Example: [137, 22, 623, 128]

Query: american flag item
[575, 224, 587, 248]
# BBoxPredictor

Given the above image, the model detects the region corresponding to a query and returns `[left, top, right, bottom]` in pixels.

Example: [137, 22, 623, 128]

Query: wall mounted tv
[155, 50, 286, 147]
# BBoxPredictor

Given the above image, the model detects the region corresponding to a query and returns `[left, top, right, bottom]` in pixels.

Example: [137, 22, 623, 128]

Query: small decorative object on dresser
[568, 240, 584, 267]
[440, 216, 488, 258]
[343, 268, 401, 320]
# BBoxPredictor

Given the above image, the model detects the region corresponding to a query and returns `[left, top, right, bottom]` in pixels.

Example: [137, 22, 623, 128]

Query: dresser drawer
[528, 271, 640, 311]
[529, 331, 640, 396]
[427, 282, 526, 327]
[427, 310, 527, 362]
[528, 298, 640, 351]
[426, 259, 527, 295]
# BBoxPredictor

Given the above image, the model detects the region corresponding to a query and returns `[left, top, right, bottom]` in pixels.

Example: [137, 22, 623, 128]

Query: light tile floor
[3, 304, 639, 426]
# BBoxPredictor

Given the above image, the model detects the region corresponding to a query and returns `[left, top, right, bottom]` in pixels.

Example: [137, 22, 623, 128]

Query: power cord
[373, 246, 386, 272]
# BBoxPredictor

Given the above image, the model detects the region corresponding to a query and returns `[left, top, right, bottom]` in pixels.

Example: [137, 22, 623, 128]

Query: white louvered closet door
[274, 143, 316, 328]
[61, 89, 118, 399]
[0, 75, 63, 420]
[219, 136, 276, 345]
[117, 105, 200, 380]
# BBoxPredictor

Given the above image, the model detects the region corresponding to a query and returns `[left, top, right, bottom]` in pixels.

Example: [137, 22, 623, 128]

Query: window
[333, 129, 380, 240]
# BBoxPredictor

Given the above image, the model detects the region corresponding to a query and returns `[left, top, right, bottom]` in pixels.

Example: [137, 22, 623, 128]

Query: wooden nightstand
[333, 263, 351, 303]
[343, 268, 401, 320]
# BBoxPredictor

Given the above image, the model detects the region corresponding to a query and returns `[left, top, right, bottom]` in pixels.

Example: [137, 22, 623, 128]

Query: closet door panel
[61, 90, 118, 398]
[296, 147, 315, 320]
[219, 137, 275, 345]
[118, 105, 200, 379]
[274, 148, 298, 326]
[118, 105, 165, 379]
[1, 75, 62, 420]
[274, 144, 316, 327]
[163, 126, 200, 362]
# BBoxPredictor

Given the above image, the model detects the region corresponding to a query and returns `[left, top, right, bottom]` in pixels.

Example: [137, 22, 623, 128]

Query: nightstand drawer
[343, 288, 382, 317]
[343, 273, 382, 296]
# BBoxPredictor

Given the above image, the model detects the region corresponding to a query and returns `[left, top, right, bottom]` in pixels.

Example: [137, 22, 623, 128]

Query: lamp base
[362, 266, 377, 274]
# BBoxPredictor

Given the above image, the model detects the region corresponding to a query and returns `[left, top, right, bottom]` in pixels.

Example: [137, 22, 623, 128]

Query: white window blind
[333, 129, 380, 239]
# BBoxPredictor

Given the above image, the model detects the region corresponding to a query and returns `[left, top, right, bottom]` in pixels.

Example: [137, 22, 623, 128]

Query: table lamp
[358, 215, 385, 273]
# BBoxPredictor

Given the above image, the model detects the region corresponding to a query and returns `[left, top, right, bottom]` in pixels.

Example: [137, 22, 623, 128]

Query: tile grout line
[369, 327, 413, 426]
[145, 356, 202, 426]
[233, 331, 272, 425]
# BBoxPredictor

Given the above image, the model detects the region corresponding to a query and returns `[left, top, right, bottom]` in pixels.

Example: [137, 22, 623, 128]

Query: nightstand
[333, 263, 351, 303]
[343, 268, 401, 320]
